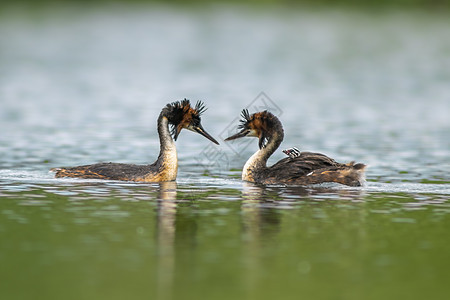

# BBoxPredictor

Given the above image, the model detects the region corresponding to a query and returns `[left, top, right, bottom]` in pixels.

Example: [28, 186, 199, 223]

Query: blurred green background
[2, 0, 450, 10]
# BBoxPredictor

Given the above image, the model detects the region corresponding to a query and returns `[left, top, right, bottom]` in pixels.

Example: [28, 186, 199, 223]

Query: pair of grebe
[53, 99, 366, 186]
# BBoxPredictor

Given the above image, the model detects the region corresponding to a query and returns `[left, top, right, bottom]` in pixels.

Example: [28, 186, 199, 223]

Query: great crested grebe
[225, 110, 366, 186]
[52, 99, 219, 182]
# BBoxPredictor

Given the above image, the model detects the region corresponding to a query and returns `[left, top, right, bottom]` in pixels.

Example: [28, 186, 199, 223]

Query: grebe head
[163, 99, 219, 145]
[225, 110, 282, 149]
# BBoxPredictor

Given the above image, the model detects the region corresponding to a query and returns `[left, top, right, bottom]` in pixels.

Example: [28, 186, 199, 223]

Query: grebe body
[225, 110, 366, 187]
[52, 99, 218, 182]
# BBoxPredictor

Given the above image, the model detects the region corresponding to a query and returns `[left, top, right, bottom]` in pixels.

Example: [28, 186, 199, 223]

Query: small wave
[178, 176, 242, 189]
[366, 182, 450, 195]
[0, 169, 55, 182]
[1, 169, 449, 196]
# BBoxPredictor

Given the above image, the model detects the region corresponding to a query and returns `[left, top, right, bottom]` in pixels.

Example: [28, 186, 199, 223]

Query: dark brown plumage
[52, 99, 219, 182]
[225, 110, 366, 186]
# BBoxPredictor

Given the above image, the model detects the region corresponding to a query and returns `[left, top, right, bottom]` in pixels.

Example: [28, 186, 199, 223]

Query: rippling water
[0, 5, 449, 300]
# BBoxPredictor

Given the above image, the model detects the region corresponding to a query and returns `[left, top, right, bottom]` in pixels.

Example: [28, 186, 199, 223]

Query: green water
[1, 182, 449, 300]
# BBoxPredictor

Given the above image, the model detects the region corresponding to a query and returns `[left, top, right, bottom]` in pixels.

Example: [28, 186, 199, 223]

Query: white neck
[156, 116, 178, 180]
[242, 132, 282, 182]
[158, 116, 176, 152]
[242, 151, 263, 181]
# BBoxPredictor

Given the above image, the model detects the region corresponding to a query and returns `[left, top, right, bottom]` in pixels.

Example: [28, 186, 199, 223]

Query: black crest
[164, 99, 206, 138]
[238, 109, 275, 129]
[194, 100, 207, 116]
[238, 109, 252, 130]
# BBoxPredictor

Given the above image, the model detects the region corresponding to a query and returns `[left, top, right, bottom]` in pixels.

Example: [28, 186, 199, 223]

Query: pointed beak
[224, 129, 249, 141]
[194, 124, 219, 145]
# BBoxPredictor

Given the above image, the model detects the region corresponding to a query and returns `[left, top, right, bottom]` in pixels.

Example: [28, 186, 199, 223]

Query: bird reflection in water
[156, 181, 177, 300]
[241, 182, 282, 297]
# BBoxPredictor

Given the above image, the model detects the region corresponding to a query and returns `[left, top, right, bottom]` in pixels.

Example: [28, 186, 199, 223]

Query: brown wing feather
[53, 162, 158, 181]
[258, 152, 366, 186]
[265, 152, 338, 181]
